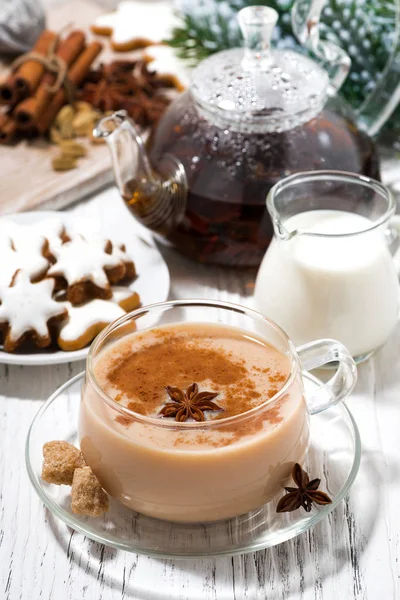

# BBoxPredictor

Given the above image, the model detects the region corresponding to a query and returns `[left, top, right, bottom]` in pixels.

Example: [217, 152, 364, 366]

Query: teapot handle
[291, 0, 350, 93]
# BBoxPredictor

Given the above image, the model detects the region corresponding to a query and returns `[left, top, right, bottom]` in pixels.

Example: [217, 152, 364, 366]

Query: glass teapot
[95, 2, 400, 268]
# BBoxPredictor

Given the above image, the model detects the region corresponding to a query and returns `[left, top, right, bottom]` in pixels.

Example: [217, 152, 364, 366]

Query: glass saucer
[26, 372, 360, 558]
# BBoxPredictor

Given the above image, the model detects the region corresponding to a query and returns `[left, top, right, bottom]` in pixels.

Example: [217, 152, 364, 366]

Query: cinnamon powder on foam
[104, 330, 288, 425]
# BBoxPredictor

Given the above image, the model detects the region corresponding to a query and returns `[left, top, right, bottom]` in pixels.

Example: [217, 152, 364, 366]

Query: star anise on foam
[276, 463, 332, 513]
[158, 383, 224, 422]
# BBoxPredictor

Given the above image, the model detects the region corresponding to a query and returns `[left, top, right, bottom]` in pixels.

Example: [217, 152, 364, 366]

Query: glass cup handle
[296, 339, 357, 415]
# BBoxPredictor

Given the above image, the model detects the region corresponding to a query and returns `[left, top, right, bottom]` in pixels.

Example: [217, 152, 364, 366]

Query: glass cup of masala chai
[80, 300, 357, 523]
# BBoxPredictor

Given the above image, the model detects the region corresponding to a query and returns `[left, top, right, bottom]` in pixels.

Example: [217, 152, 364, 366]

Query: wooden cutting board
[0, 0, 147, 215]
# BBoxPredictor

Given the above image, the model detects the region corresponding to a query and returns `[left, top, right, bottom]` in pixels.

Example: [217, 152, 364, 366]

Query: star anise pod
[276, 463, 332, 513]
[158, 383, 224, 422]
[144, 95, 170, 124]
[106, 61, 137, 79]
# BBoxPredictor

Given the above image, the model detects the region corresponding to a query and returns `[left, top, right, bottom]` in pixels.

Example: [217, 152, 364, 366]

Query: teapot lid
[190, 6, 329, 132]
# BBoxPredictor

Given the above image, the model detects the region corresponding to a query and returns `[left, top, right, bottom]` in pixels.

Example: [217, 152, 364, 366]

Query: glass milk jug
[254, 171, 400, 362]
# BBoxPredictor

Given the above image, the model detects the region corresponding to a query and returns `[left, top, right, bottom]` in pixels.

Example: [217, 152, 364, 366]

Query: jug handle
[291, 0, 351, 93]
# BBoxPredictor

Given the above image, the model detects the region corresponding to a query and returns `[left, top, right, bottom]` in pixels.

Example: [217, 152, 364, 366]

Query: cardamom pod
[73, 101, 93, 113]
[55, 105, 75, 127]
[72, 111, 99, 136]
[58, 140, 87, 158]
[49, 127, 62, 145]
[52, 153, 77, 171]
[59, 121, 75, 140]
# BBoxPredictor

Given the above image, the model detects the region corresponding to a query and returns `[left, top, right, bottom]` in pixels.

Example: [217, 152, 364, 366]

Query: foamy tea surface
[94, 322, 291, 420]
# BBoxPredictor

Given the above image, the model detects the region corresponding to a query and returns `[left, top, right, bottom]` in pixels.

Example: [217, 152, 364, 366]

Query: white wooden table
[1, 185, 400, 600]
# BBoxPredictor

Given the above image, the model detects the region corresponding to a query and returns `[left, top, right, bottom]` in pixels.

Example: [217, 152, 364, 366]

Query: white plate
[0, 211, 170, 366]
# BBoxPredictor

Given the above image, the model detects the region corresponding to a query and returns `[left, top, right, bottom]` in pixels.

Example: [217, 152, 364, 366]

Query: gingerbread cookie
[91, 1, 179, 52]
[47, 236, 126, 304]
[144, 45, 190, 91]
[111, 244, 136, 280]
[63, 220, 135, 278]
[57, 298, 127, 351]
[0, 236, 15, 286]
[0, 244, 50, 287]
[63, 218, 110, 251]
[111, 287, 141, 312]
[5, 217, 66, 255]
[0, 270, 67, 352]
[0, 224, 50, 286]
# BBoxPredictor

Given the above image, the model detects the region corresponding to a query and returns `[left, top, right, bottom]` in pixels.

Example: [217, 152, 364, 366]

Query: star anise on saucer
[276, 463, 332, 513]
[158, 383, 224, 422]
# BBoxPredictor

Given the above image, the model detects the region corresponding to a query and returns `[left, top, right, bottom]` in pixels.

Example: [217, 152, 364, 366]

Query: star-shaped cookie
[47, 236, 126, 304]
[57, 299, 127, 351]
[0, 234, 49, 286]
[0, 270, 67, 352]
[0, 217, 65, 255]
[91, 1, 179, 51]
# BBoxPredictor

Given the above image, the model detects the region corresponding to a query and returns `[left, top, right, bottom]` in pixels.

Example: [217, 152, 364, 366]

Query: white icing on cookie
[0, 271, 66, 342]
[111, 244, 132, 263]
[93, 1, 179, 46]
[0, 235, 14, 285]
[0, 217, 65, 254]
[0, 233, 49, 286]
[31, 217, 65, 252]
[144, 45, 190, 89]
[48, 236, 124, 289]
[62, 219, 131, 258]
[111, 287, 136, 305]
[58, 299, 125, 342]
[64, 218, 109, 249]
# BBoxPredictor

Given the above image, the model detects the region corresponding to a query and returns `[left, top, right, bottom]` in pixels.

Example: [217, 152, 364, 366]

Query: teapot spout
[94, 110, 159, 200]
[93, 110, 187, 233]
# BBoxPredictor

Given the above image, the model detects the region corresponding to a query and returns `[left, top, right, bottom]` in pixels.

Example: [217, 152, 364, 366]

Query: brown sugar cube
[41, 441, 86, 485]
[71, 466, 109, 517]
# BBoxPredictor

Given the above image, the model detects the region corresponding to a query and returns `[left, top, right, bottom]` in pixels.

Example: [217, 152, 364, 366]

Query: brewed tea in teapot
[96, 4, 399, 267]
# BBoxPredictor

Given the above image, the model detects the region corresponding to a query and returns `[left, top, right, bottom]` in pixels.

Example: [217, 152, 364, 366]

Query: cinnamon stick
[15, 31, 86, 130]
[37, 42, 103, 134]
[0, 115, 17, 144]
[0, 31, 58, 106]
